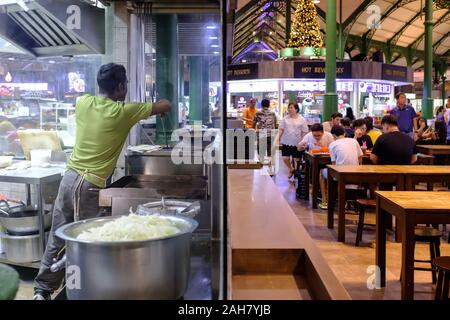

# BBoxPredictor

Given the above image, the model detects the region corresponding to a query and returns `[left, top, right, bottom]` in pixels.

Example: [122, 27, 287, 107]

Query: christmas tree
[287, 0, 323, 48]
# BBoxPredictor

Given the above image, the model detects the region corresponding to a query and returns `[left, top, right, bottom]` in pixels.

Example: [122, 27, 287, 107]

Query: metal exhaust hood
[0, 0, 105, 57]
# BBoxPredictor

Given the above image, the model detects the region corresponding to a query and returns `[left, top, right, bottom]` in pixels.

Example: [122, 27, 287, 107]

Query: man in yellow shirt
[365, 116, 382, 145]
[33, 63, 171, 300]
[242, 98, 257, 129]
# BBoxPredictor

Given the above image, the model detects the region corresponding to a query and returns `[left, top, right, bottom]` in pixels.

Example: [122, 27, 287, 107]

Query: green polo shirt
[68, 94, 152, 188]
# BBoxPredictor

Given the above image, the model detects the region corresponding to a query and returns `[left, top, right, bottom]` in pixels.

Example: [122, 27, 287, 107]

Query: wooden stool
[345, 185, 367, 213]
[433, 256, 450, 300]
[400, 226, 442, 284]
[355, 199, 376, 246]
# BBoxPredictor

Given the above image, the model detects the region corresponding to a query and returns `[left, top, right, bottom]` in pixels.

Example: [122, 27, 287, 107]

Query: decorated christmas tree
[287, 0, 323, 48]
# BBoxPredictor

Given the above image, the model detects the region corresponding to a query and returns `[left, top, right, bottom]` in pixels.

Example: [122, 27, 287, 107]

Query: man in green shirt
[33, 63, 171, 300]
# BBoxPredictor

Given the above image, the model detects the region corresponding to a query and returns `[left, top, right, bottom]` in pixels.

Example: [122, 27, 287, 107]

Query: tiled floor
[271, 162, 450, 300]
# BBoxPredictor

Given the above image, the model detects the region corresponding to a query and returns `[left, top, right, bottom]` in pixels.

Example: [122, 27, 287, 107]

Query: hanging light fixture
[4, 72, 12, 82]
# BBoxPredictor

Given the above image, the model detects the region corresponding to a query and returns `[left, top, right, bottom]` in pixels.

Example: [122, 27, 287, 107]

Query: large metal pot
[55, 215, 198, 300]
[0, 205, 52, 235]
[0, 232, 48, 263]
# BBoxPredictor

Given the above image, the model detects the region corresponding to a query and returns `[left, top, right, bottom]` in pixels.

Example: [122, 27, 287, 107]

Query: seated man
[322, 112, 343, 132]
[371, 115, 417, 165]
[353, 118, 373, 150]
[297, 123, 334, 151]
[318, 125, 363, 210]
[364, 116, 382, 145]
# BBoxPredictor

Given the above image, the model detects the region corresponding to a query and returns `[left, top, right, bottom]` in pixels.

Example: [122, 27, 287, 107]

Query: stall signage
[227, 63, 258, 81]
[294, 61, 352, 79]
[283, 80, 354, 92]
[382, 64, 408, 82]
[0, 83, 48, 91]
[359, 82, 392, 94]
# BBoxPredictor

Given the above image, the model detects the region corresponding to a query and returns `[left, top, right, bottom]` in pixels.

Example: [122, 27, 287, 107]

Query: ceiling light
[209, 36, 218, 40]
[242, 60, 247, 63]
[7, 57, 15, 61]
[211, 44, 219, 48]
[313, 0, 320, 3]
[213, 51, 219, 55]
[49, 60, 55, 64]
[206, 25, 216, 29]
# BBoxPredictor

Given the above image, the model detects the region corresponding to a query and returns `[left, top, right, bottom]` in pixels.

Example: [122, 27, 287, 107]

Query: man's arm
[411, 154, 418, 164]
[445, 111, 449, 125]
[370, 153, 379, 164]
[150, 99, 171, 116]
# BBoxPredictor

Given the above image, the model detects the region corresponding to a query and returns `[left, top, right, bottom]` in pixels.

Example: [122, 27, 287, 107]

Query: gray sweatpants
[34, 169, 105, 293]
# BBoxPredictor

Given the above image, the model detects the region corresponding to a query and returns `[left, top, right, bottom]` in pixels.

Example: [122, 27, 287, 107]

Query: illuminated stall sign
[294, 61, 352, 79]
[283, 80, 354, 92]
[227, 63, 258, 81]
[382, 64, 407, 82]
[359, 82, 392, 94]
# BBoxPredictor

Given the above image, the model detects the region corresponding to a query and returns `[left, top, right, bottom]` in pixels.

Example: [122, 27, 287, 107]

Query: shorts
[281, 144, 301, 158]
[321, 168, 328, 180]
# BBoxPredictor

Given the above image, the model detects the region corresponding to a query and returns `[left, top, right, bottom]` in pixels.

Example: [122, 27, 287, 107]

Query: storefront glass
[0, 49, 103, 157]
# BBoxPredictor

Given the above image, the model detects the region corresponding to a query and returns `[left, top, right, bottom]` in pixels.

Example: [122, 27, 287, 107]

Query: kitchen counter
[227, 169, 350, 300]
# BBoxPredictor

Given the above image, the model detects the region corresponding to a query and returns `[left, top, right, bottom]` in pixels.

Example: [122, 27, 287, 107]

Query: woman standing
[278, 102, 309, 179]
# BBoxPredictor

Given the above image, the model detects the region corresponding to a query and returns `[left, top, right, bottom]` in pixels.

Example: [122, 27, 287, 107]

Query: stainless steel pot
[0, 206, 52, 235]
[55, 215, 198, 300]
[0, 232, 48, 263]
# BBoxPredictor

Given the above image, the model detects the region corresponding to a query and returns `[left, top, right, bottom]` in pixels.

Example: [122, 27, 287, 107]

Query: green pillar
[189, 56, 210, 125]
[337, 0, 344, 60]
[324, 0, 338, 122]
[201, 56, 210, 124]
[442, 74, 447, 107]
[422, 0, 433, 119]
[155, 14, 179, 145]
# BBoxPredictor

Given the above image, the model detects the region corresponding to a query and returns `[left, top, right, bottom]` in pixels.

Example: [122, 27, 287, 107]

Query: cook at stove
[33, 63, 171, 300]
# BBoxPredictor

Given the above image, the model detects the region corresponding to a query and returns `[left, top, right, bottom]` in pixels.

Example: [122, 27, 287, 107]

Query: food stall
[227, 60, 413, 124]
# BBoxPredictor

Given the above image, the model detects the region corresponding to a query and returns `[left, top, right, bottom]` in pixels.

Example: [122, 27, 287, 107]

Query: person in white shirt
[297, 123, 335, 151]
[318, 125, 363, 210]
[278, 102, 309, 179]
[322, 112, 343, 132]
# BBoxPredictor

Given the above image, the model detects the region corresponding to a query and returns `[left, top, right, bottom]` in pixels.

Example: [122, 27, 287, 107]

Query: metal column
[422, 0, 433, 119]
[155, 14, 179, 145]
[324, 0, 338, 122]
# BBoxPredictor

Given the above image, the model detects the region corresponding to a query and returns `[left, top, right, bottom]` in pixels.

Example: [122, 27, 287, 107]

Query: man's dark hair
[381, 114, 398, 127]
[261, 99, 270, 109]
[364, 116, 374, 131]
[97, 63, 127, 95]
[353, 118, 366, 128]
[395, 92, 406, 100]
[310, 123, 324, 132]
[331, 112, 343, 120]
[331, 125, 345, 137]
[341, 118, 351, 127]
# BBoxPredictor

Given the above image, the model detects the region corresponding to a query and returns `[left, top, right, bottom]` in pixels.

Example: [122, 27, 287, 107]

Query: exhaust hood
[0, 0, 105, 57]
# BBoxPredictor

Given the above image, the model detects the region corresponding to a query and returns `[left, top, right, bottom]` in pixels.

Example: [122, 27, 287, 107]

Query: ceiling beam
[342, 0, 376, 30]
[388, 8, 424, 47]
[363, 0, 415, 41]
[434, 30, 450, 51]
[409, 9, 450, 50]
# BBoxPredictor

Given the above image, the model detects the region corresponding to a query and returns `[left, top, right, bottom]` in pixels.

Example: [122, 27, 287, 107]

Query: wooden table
[376, 191, 450, 300]
[305, 152, 434, 209]
[327, 165, 405, 242]
[304, 152, 331, 208]
[416, 145, 450, 156]
[328, 165, 450, 243]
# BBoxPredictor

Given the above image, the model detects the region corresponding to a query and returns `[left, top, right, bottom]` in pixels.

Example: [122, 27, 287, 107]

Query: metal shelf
[0, 253, 41, 269]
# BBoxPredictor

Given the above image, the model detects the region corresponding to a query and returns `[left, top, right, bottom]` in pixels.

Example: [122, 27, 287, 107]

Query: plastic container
[30, 149, 52, 167]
